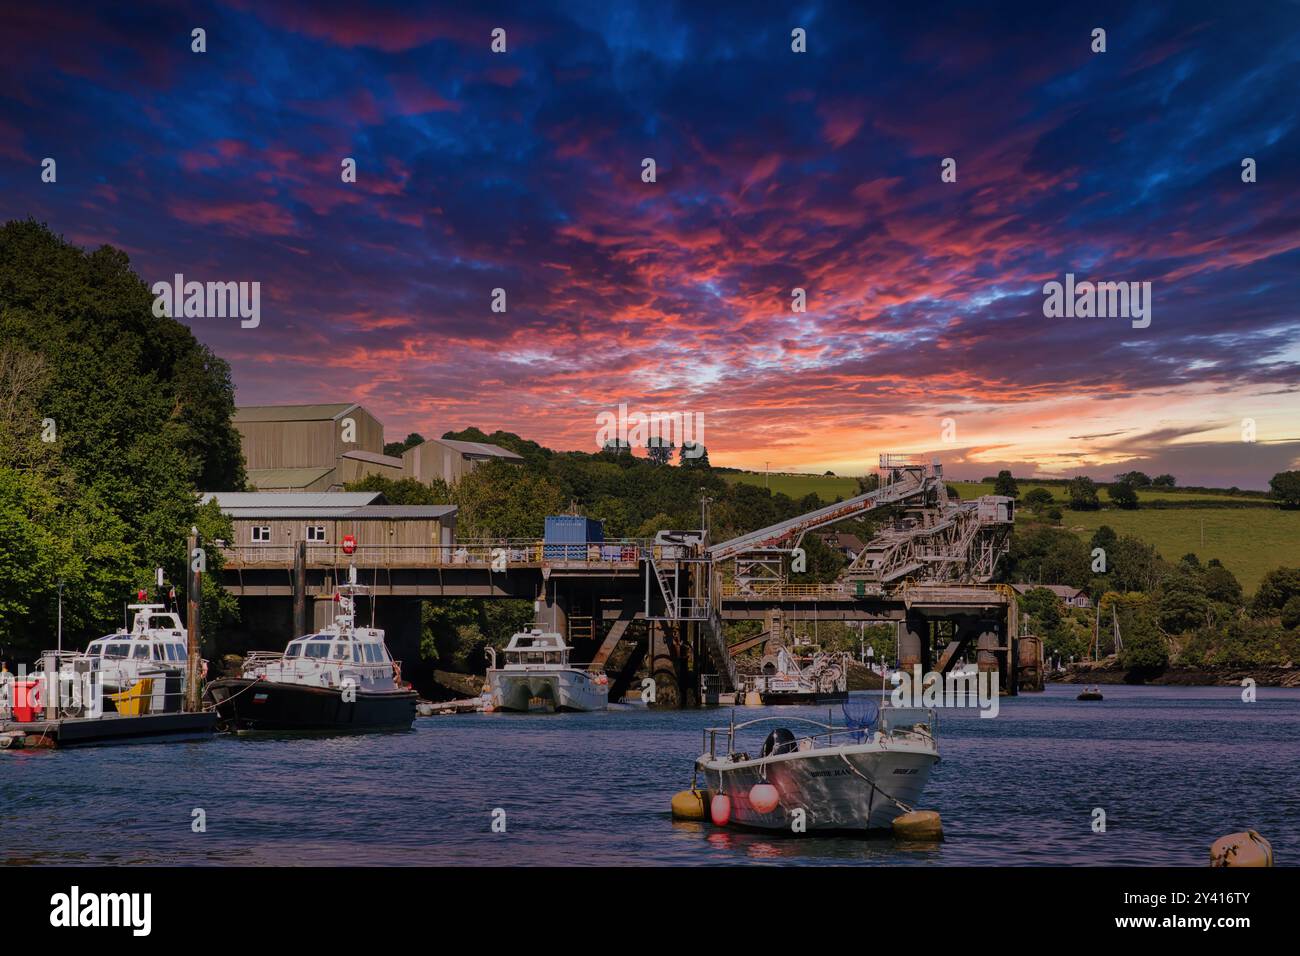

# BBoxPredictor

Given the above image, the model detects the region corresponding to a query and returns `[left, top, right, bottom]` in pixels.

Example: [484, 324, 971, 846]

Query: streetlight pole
[57, 578, 65, 654]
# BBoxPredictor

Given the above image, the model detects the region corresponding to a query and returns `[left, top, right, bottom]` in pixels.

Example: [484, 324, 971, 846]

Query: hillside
[719, 467, 1295, 594]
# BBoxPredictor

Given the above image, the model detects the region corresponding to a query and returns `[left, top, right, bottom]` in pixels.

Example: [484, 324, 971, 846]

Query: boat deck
[0, 711, 217, 748]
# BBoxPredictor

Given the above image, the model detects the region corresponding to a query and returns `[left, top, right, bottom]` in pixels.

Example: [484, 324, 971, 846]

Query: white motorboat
[486, 630, 608, 712]
[204, 580, 416, 731]
[693, 703, 939, 832]
[59, 604, 195, 695]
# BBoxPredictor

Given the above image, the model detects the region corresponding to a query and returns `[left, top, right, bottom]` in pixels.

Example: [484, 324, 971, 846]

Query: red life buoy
[341, 534, 357, 555]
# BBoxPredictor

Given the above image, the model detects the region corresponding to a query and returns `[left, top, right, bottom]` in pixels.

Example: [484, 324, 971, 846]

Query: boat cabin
[502, 631, 571, 668]
[82, 605, 187, 665]
[282, 630, 394, 666]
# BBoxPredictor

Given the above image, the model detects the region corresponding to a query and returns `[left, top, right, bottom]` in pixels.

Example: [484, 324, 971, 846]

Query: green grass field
[721, 471, 859, 501]
[949, 480, 1261, 505]
[1037, 508, 1300, 595]
[722, 469, 1295, 594]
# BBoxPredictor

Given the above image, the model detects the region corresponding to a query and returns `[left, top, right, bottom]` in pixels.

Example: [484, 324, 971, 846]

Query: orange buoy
[710, 793, 731, 826]
[1210, 830, 1273, 867]
[749, 782, 780, 814]
[670, 790, 707, 820]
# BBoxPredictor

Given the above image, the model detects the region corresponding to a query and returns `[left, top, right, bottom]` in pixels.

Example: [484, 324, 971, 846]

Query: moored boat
[486, 630, 608, 712]
[693, 701, 939, 832]
[204, 580, 416, 732]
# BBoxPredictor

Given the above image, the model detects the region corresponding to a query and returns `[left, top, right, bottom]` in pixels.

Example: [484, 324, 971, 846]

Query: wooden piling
[186, 530, 202, 713]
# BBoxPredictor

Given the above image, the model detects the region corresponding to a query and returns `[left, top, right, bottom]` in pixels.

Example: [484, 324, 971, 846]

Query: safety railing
[217, 539, 660, 569]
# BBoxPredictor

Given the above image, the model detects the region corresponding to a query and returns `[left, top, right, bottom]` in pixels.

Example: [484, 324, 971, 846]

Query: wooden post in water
[293, 540, 307, 638]
[186, 528, 202, 713]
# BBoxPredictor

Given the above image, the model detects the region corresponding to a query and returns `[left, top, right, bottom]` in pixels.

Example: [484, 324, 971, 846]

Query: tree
[1023, 487, 1054, 513]
[1090, 525, 1118, 553]
[450, 460, 565, 538]
[1046, 506, 1063, 524]
[1115, 470, 1152, 487]
[1107, 481, 1139, 509]
[383, 432, 425, 457]
[856, 473, 880, 495]
[1152, 474, 1176, 488]
[1006, 527, 1091, 588]
[1201, 564, 1243, 607]
[345, 473, 450, 505]
[0, 221, 247, 659]
[646, 436, 675, 466]
[1269, 471, 1300, 508]
[1253, 567, 1300, 616]
[1066, 476, 1101, 510]
[1118, 606, 1169, 672]
[993, 470, 1019, 498]
[680, 442, 710, 468]
[1282, 596, 1300, 630]
[1108, 535, 1168, 593]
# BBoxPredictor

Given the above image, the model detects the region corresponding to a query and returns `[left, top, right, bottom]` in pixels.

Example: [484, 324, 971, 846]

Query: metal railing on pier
[218, 539, 662, 570]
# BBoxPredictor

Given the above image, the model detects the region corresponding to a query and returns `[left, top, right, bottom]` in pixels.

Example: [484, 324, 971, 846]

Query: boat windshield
[104, 643, 131, 659]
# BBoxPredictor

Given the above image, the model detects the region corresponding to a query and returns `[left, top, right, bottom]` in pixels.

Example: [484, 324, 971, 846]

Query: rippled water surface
[3, 684, 1297, 865]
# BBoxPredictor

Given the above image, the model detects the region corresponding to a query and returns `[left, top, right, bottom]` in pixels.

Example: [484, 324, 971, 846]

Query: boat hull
[488, 671, 607, 712]
[204, 678, 416, 731]
[759, 690, 849, 706]
[699, 743, 937, 832]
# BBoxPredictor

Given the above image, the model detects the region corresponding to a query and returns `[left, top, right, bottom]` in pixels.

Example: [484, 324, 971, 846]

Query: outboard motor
[761, 727, 798, 757]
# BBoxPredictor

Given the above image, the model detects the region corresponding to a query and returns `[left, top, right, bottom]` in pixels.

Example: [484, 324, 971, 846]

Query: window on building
[251, 526, 272, 543]
[307, 526, 326, 542]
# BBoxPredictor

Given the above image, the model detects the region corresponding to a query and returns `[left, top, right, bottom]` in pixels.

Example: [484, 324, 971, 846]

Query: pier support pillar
[292, 541, 306, 640]
[898, 616, 927, 671]
[536, 580, 568, 635]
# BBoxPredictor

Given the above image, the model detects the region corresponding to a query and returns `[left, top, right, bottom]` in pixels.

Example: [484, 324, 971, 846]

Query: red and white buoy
[749, 782, 780, 814]
[710, 793, 732, 826]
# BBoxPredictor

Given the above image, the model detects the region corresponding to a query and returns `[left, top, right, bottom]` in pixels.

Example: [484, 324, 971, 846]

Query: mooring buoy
[893, 810, 943, 841]
[670, 789, 707, 821]
[1210, 830, 1273, 867]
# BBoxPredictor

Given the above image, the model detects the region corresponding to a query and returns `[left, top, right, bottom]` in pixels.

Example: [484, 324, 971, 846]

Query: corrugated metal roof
[201, 491, 381, 509]
[341, 449, 404, 467]
[246, 466, 335, 489]
[215, 504, 457, 520]
[347, 505, 458, 519]
[234, 403, 359, 423]
[435, 438, 524, 460]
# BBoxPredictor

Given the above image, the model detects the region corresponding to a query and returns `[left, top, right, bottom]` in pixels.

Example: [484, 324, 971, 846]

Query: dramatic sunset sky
[2, 1, 1297, 487]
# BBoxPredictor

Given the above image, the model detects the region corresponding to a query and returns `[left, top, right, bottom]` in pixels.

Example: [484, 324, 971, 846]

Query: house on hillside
[1010, 583, 1092, 608]
[813, 531, 866, 560]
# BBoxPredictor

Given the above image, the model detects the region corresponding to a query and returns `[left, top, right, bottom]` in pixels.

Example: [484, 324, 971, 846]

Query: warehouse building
[402, 436, 524, 485]
[201, 491, 457, 566]
[234, 403, 402, 492]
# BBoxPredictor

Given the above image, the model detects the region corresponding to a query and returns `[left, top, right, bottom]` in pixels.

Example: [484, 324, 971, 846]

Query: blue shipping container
[544, 515, 604, 559]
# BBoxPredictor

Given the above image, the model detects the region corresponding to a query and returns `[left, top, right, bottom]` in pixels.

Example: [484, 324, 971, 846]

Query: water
[3, 684, 1297, 866]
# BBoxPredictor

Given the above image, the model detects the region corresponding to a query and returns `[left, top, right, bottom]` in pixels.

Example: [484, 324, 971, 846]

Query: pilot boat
[38, 602, 198, 717]
[692, 701, 939, 832]
[486, 630, 608, 712]
[203, 581, 416, 731]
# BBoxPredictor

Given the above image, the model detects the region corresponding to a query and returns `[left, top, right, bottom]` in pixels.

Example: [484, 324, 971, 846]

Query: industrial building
[233, 403, 399, 492]
[401, 436, 524, 485]
[201, 491, 457, 564]
[233, 402, 520, 491]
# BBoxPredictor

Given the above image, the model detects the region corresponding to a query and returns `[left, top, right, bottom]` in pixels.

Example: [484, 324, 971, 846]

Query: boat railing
[701, 710, 937, 759]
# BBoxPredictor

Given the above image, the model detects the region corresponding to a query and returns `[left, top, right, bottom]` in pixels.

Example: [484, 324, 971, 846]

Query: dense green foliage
[0, 221, 243, 660]
[1270, 471, 1300, 508]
